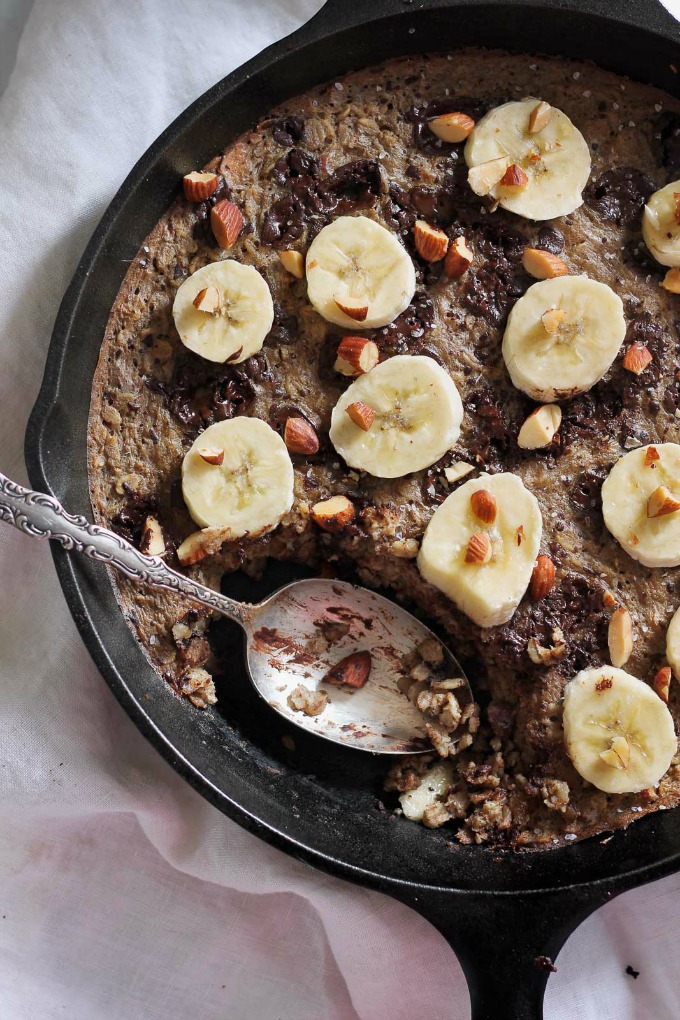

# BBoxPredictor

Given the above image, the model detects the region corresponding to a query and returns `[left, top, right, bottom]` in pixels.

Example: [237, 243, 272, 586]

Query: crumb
[625, 965, 640, 980]
[287, 684, 329, 717]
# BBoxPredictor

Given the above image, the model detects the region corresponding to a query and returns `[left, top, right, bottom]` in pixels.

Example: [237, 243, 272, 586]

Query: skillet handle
[395, 885, 610, 1020]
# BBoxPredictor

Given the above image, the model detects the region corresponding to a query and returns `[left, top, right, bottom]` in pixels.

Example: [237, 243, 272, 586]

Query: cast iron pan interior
[24, 1, 680, 1015]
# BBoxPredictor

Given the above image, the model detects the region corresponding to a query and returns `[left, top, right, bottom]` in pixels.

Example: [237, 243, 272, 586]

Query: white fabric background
[2, 1, 680, 1017]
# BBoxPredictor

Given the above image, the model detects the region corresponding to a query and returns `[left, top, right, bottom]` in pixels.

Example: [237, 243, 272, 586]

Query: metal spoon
[0, 472, 473, 754]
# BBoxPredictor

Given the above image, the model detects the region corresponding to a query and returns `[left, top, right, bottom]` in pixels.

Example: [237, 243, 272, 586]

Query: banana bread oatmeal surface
[88, 48, 680, 848]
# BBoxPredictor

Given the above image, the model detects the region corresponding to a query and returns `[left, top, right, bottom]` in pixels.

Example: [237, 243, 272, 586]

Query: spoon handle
[0, 472, 249, 624]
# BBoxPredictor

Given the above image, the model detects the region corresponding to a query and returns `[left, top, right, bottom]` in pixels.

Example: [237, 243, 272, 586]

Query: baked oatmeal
[88, 49, 680, 848]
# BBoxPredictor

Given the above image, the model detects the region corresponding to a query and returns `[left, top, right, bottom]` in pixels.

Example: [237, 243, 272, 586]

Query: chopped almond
[465, 532, 492, 565]
[177, 526, 231, 566]
[311, 495, 355, 532]
[528, 101, 553, 134]
[192, 286, 220, 314]
[414, 220, 449, 262]
[334, 294, 369, 322]
[444, 236, 473, 278]
[608, 607, 634, 667]
[653, 665, 672, 704]
[140, 516, 166, 557]
[284, 417, 319, 455]
[183, 171, 220, 202]
[522, 248, 568, 279]
[662, 267, 680, 293]
[428, 111, 475, 143]
[467, 157, 508, 196]
[674, 192, 680, 225]
[470, 489, 497, 524]
[644, 446, 660, 467]
[530, 555, 556, 600]
[197, 447, 224, 465]
[517, 404, 562, 450]
[279, 250, 305, 278]
[622, 343, 653, 375]
[541, 307, 565, 334]
[499, 163, 529, 188]
[323, 650, 372, 689]
[346, 401, 375, 431]
[335, 336, 379, 376]
[647, 484, 680, 519]
[210, 200, 244, 249]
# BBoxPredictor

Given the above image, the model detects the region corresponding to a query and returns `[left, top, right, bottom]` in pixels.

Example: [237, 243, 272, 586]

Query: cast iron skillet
[24, 1, 680, 1015]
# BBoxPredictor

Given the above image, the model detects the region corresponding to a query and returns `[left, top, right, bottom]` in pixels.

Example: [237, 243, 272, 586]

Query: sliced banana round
[182, 418, 294, 535]
[602, 443, 680, 568]
[173, 261, 274, 364]
[502, 277, 626, 402]
[329, 355, 463, 478]
[667, 607, 680, 679]
[464, 98, 590, 220]
[305, 215, 416, 329]
[642, 180, 680, 267]
[563, 666, 676, 794]
[417, 472, 542, 628]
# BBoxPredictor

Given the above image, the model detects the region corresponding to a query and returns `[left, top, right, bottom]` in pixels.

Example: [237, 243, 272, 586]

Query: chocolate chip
[536, 226, 564, 254]
[584, 167, 654, 226]
[272, 115, 305, 146]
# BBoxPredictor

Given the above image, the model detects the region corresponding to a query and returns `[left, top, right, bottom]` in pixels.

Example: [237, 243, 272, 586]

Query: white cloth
[1, 2, 680, 1017]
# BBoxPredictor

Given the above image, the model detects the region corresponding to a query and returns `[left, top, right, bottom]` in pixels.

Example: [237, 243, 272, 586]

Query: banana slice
[173, 261, 274, 364]
[642, 180, 680, 267]
[602, 443, 680, 568]
[399, 761, 455, 822]
[502, 277, 626, 402]
[563, 667, 676, 794]
[329, 355, 463, 478]
[417, 472, 542, 628]
[464, 98, 591, 220]
[182, 418, 294, 535]
[305, 215, 416, 329]
[667, 606, 680, 678]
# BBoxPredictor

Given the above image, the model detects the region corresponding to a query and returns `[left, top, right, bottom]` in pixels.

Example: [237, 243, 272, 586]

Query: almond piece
[644, 446, 660, 467]
[284, 417, 319, 455]
[346, 401, 375, 431]
[470, 488, 497, 524]
[528, 101, 553, 133]
[414, 220, 449, 262]
[323, 650, 372, 689]
[334, 336, 379, 376]
[517, 404, 562, 450]
[530, 555, 556, 600]
[192, 286, 220, 314]
[210, 200, 244, 249]
[197, 447, 224, 465]
[647, 484, 680, 518]
[183, 171, 220, 202]
[603, 590, 618, 608]
[499, 163, 529, 188]
[140, 516, 166, 557]
[674, 192, 680, 225]
[522, 248, 568, 279]
[600, 735, 631, 770]
[653, 665, 672, 703]
[608, 607, 634, 667]
[468, 157, 508, 196]
[662, 267, 680, 293]
[444, 236, 473, 278]
[465, 532, 492, 565]
[541, 307, 565, 334]
[334, 294, 369, 321]
[279, 250, 305, 279]
[177, 526, 231, 566]
[444, 461, 474, 484]
[311, 495, 355, 532]
[428, 111, 475, 142]
[622, 343, 653, 375]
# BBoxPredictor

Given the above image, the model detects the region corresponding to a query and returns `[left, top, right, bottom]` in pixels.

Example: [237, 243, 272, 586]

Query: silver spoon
[0, 472, 473, 754]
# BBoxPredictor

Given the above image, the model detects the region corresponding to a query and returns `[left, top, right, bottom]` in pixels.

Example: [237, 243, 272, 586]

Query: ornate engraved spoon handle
[0, 472, 248, 624]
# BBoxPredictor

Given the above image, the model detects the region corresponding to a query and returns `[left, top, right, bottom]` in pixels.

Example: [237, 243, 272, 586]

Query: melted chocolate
[657, 111, 680, 177]
[271, 115, 305, 146]
[462, 220, 529, 325]
[144, 354, 264, 432]
[536, 226, 565, 254]
[261, 158, 382, 247]
[111, 494, 159, 546]
[584, 167, 654, 226]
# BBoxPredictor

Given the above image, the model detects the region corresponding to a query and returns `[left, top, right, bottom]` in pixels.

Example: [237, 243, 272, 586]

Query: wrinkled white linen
[1, 2, 680, 1016]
